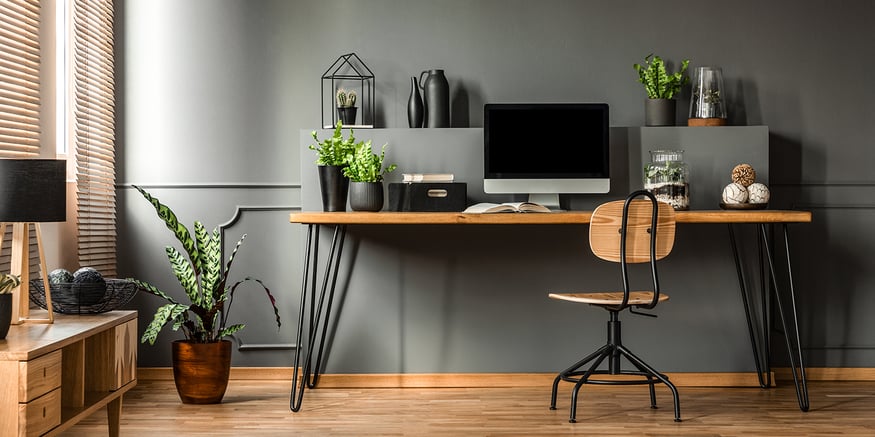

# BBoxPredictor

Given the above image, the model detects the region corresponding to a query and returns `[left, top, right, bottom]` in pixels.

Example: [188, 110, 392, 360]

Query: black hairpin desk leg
[760, 223, 810, 412]
[290, 223, 347, 412]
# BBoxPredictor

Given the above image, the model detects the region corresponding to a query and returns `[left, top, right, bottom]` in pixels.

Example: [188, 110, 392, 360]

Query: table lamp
[0, 159, 66, 324]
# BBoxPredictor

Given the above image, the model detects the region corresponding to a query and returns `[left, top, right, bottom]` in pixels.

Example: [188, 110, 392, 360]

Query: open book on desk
[463, 202, 552, 213]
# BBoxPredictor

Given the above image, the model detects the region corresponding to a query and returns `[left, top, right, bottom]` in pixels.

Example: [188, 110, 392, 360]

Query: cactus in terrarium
[336, 89, 357, 108]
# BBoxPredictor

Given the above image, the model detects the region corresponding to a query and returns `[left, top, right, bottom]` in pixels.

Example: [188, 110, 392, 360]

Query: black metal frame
[289, 224, 347, 412]
[321, 53, 375, 129]
[549, 191, 681, 423]
[729, 222, 809, 411]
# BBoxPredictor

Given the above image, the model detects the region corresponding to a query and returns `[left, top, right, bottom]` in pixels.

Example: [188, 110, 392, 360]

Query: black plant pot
[0, 293, 12, 339]
[317, 165, 349, 212]
[337, 107, 357, 126]
[349, 181, 384, 212]
[644, 98, 676, 126]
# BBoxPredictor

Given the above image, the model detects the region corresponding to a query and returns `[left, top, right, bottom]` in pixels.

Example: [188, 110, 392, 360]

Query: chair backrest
[589, 194, 676, 263]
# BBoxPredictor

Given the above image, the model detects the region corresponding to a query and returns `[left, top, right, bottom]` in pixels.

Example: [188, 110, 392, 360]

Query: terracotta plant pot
[171, 339, 232, 404]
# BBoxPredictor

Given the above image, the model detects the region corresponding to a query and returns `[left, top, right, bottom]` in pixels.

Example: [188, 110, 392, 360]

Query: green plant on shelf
[309, 122, 356, 166]
[645, 161, 686, 182]
[633, 54, 690, 99]
[335, 88, 357, 108]
[343, 141, 397, 183]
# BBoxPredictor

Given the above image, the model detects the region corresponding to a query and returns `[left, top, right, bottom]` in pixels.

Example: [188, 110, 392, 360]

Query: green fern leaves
[633, 54, 690, 99]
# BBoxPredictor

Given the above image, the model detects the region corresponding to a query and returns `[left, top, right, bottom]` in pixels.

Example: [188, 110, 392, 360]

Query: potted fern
[336, 88, 357, 126]
[129, 185, 281, 404]
[310, 122, 357, 211]
[0, 274, 21, 339]
[344, 140, 397, 211]
[633, 54, 690, 126]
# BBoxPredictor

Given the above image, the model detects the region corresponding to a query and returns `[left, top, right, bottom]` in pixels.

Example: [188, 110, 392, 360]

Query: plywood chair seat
[549, 291, 670, 306]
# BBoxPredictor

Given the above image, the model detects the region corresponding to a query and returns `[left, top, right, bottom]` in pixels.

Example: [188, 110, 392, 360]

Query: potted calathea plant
[310, 122, 357, 211]
[130, 185, 281, 404]
[633, 54, 690, 126]
[344, 140, 397, 211]
[336, 88, 357, 126]
[0, 273, 21, 339]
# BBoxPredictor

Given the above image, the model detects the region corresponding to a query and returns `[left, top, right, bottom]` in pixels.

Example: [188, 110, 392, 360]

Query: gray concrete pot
[644, 99, 676, 126]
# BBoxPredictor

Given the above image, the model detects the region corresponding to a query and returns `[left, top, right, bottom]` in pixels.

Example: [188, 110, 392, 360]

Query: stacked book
[401, 173, 454, 183]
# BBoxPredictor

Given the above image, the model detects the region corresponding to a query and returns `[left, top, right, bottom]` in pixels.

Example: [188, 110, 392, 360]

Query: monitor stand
[528, 193, 563, 211]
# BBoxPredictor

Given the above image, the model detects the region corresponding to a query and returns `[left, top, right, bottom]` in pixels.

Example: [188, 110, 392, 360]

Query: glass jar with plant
[644, 150, 690, 210]
[343, 140, 397, 211]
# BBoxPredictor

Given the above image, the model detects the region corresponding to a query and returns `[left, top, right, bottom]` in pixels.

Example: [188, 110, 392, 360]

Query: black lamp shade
[0, 159, 66, 222]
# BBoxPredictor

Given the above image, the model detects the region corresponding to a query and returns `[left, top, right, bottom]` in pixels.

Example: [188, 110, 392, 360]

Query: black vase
[349, 181, 384, 212]
[0, 293, 12, 339]
[419, 69, 450, 128]
[317, 165, 349, 212]
[407, 77, 423, 128]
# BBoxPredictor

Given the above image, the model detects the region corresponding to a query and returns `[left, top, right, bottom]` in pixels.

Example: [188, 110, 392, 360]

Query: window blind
[0, 0, 40, 273]
[72, 0, 116, 276]
[0, 0, 40, 158]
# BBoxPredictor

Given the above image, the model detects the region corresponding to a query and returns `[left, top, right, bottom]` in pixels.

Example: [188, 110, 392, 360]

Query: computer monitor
[483, 103, 610, 209]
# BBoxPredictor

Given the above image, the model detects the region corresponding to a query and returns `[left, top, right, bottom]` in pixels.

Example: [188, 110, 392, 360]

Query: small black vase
[317, 165, 349, 212]
[407, 77, 423, 128]
[349, 181, 384, 212]
[337, 107, 357, 126]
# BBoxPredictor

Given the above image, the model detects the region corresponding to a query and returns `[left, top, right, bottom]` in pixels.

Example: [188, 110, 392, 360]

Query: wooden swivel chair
[548, 190, 681, 422]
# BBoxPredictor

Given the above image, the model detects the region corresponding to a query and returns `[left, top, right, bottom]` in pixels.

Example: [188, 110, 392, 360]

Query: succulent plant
[0, 273, 20, 294]
[336, 88, 357, 108]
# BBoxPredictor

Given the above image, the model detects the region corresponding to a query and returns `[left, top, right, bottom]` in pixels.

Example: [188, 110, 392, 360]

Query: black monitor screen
[484, 103, 609, 178]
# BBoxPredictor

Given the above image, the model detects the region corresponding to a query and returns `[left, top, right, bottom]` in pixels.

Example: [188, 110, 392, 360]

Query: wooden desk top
[290, 210, 812, 225]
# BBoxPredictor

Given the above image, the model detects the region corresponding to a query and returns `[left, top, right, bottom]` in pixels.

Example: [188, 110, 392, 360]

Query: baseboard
[137, 368, 811, 387]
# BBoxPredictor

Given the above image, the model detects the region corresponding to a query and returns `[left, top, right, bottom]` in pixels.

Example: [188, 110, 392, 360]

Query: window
[1, 0, 116, 277]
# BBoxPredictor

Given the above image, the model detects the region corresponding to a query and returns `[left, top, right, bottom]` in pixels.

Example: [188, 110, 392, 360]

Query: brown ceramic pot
[171, 339, 232, 404]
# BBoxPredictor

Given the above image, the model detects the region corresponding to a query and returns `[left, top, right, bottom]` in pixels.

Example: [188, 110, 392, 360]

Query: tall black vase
[419, 69, 449, 128]
[407, 77, 424, 128]
[317, 165, 349, 212]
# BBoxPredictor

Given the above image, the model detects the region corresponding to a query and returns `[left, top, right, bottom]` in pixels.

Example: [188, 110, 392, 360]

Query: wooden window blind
[72, 0, 116, 276]
[0, 0, 40, 274]
[0, 0, 40, 159]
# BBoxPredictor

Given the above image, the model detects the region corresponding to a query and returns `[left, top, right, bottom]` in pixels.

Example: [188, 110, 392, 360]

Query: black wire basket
[29, 278, 139, 314]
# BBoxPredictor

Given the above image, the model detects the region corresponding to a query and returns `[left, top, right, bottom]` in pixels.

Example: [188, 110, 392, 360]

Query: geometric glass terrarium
[321, 52, 374, 129]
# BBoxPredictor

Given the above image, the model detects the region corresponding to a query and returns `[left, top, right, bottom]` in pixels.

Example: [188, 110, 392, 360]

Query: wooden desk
[288, 210, 811, 412]
[0, 311, 137, 437]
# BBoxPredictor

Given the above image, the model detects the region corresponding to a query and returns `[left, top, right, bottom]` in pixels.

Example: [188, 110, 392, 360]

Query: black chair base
[550, 313, 681, 423]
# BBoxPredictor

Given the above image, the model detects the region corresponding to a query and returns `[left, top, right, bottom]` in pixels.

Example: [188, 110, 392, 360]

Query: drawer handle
[427, 189, 448, 198]
[43, 406, 46, 418]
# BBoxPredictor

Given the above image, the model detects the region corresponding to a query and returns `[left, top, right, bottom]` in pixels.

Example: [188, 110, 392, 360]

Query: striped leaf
[166, 246, 199, 306]
[141, 303, 189, 345]
[133, 185, 200, 273]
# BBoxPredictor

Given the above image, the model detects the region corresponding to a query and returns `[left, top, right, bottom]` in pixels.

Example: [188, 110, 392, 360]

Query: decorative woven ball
[731, 164, 757, 187]
[49, 268, 74, 284]
[722, 182, 749, 204]
[747, 182, 770, 204]
[73, 267, 105, 284]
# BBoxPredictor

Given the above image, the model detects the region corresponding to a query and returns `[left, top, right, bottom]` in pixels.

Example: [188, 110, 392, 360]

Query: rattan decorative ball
[731, 164, 756, 187]
[722, 182, 749, 204]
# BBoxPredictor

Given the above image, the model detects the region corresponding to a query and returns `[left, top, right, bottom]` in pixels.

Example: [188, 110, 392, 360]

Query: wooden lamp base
[2, 222, 54, 324]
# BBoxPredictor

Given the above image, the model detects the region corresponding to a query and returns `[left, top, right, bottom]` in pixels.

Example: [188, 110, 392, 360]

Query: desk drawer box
[388, 183, 467, 212]
[20, 351, 62, 402]
[20, 387, 61, 437]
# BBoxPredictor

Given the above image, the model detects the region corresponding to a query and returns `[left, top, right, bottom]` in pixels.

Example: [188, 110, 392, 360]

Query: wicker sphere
[731, 164, 757, 187]
[748, 182, 770, 204]
[722, 182, 749, 204]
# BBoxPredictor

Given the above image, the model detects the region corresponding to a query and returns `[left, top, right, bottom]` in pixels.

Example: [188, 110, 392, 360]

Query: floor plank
[64, 380, 875, 436]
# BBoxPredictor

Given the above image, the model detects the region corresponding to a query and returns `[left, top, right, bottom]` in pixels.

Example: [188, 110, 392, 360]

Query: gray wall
[116, 0, 875, 370]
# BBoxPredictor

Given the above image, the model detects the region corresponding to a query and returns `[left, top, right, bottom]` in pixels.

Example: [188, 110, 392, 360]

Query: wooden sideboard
[0, 311, 137, 437]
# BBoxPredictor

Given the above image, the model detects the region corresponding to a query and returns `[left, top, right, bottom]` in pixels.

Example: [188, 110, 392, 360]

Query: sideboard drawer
[20, 350, 62, 402]
[19, 387, 61, 437]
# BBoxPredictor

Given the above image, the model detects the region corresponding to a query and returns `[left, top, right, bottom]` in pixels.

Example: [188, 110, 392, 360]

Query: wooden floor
[65, 380, 875, 436]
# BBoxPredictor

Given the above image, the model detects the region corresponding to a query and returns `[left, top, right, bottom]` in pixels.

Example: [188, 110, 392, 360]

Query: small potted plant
[0, 273, 21, 339]
[129, 185, 281, 404]
[633, 54, 690, 126]
[343, 140, 397, 212]
[310, 122, 357, 211]
[336, 88, 358, 126]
